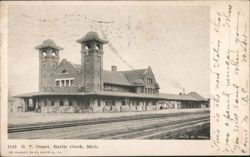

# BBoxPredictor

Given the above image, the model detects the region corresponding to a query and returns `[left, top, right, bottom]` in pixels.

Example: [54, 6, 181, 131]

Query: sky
[8, 3, 210, 98]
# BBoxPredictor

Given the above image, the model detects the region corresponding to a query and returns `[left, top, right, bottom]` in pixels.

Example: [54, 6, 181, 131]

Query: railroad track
[15, 115, 209, 139]
[110, 118, 210, 139]
[8, 110, 209, 133]
[74, 117, 210, 139]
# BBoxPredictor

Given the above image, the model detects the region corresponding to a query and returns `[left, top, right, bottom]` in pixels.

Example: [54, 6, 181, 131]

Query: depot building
[15, 31, 209, 113]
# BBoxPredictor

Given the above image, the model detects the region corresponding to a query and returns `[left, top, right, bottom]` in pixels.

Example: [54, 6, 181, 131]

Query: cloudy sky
[8, 3, 210, 98]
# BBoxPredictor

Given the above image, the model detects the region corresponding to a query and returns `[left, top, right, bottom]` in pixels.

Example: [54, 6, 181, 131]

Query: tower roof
[34, 39, 64, 50]
[76, 31, 108, 44]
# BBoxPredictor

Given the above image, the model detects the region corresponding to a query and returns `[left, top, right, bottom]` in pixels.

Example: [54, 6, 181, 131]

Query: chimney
[111, 65, 117, 71]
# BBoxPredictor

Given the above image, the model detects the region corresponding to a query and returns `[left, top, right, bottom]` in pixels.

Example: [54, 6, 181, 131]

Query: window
[70, 80, 73, 86]
[66, 80, 69, 86]
[112, 86, 118, 91]
[87, 83, 90, 88]
[62, 70, 67, 73]
[42, 51, 47, 56]
[96, 44, 100, 50]
[105, 100, 112, 106]
[59, 101, 64, 106]
[61, 80, 65, 86]
[112, 100, 115, 106]
[152, 101, 156, 106]
[86, 58, 89, 64]
[122, 100, 126, 106]
[136, 101, 140, 106]
[69, 101, 73, 106]
[104, 85, 111, 90]
[56, 81, 60, 87]
[98, 99, 101, 107]
[52, 51, 56, 56]
[85, 43, 91, 50]
[51, 101, 55, 106]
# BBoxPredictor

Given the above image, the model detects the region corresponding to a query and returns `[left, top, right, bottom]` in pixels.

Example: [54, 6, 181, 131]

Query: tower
[35, 39, 63, 92]
[76, 32, 108, 93]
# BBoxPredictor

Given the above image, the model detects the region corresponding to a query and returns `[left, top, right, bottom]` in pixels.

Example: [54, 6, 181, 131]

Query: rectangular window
[98, 99, 101, 107]
[104, 85, 111, 90]
[59, 100, 64, 106]
[105, 100, 112, 106]
[112, 86, 118, 91]
[61, 80, 65, 86]
[69, 100, 73, 106]
[70, 80, 74, 86]
[66, 80, 69, 86]
[112, 100, 115, 106]
[152, 101, 156, 106]
[56, 81, 60, 87]
[122, 100, 126, 106]
[136, 101, 140, 106]
[51, 101, 55, 106]
[86, 58, 89, 64]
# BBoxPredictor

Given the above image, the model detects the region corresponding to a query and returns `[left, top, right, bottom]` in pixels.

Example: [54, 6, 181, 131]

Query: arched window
[42, 51, 47, 56]
[52, 51, 56, 57]
[85, 43, 91, 50]
[96, 44, 100, 50]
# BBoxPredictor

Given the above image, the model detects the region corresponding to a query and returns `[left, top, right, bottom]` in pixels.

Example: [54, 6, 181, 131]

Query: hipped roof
[76, 31, 108, 44]
[34, 39, 63, 50]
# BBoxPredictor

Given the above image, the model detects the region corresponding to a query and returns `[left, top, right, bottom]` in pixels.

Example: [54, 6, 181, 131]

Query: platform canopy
[14, 91, 208, 102]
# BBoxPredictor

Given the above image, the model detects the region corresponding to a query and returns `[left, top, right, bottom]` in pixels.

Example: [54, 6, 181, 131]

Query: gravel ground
[8, 108, 210, 125]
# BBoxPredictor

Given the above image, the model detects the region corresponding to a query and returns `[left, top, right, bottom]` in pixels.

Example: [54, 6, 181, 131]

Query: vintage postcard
[0, 0, 249, 156]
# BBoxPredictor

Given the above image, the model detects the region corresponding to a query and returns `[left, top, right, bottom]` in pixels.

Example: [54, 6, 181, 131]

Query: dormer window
[42, 51, 47, 56]
[62, 70, 68, 73]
